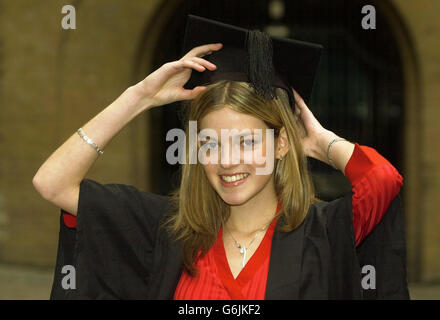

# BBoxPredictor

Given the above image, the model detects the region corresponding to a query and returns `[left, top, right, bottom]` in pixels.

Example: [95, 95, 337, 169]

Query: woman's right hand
[131, 43, 223, 110]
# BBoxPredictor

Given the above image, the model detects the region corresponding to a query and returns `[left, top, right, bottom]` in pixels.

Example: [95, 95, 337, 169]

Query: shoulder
[303, 193, 354, 254]
[301, 193, 355, 244]
[306, 193, 353, 225]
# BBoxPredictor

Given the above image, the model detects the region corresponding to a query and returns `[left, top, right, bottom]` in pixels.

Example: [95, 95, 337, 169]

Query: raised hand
[292, 89, 328, 158]
[292, 89, 354, 169]
[132, 43, 223, 110]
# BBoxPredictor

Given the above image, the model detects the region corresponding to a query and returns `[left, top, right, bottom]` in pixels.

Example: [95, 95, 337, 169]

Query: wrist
[310, 130, 339, 164]
[315, 130, 354, 171]
[124, 84, 156, 112]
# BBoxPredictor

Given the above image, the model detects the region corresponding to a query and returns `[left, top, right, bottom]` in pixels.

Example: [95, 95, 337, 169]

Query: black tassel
[246, 29, 276, 100]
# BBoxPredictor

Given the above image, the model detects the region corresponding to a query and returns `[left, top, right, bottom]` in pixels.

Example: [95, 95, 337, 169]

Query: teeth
[221, 173, 249, 183]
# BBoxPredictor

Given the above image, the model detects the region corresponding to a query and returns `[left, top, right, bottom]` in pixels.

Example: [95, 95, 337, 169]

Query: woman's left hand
[292, 89, 354, 169]
[292, 89, 328, 158]
[293, 89, 344, 164]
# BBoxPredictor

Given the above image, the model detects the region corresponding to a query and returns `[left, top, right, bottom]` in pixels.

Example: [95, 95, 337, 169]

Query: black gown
[50, 178, 409, 299]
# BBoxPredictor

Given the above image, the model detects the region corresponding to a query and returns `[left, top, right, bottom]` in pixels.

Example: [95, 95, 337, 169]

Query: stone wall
[0, 0, 162, 267]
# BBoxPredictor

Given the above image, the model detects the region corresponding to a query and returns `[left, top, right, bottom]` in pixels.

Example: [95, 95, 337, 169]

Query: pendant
[242, 247, 247, 268]
[240, 246, 245, 254]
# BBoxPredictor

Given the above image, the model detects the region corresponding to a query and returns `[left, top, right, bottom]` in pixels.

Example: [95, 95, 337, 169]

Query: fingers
[166, 58, 209, 73]
[291, 88, 325, 134]
[176, 43, 222, 75]
[181, 86, 207, 100]
[179, 57, 217, 73]
[293, 88, 312, 117]
[292, 88, 305, 107]
[182, 43, 223, 59]
[292, 89, 302, 118]
[173, 54, 218, 75]
[294, 104, 301, 117]
[180, 59, 206, 72]
[190, 56, 217, 71]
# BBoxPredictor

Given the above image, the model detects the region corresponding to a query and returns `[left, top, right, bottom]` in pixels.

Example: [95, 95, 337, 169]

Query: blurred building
[0, 0, 439, 296]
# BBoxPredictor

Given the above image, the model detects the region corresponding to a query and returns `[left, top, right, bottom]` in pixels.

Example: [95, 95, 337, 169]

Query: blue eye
[204, 141, 218, 149]
[242, 139, 255, 147]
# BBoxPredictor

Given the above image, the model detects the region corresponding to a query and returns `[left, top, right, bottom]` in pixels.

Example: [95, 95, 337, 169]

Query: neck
[225, 177, 279, 235]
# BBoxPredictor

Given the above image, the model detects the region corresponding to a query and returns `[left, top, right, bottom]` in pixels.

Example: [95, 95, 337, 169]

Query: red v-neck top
[173, 203, 281, 300]
[61, 143, 403, 300]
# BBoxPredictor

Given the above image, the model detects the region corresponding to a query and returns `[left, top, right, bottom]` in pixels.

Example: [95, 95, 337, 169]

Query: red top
[173, 204, 281, 300]
[61, 143, 404, 300]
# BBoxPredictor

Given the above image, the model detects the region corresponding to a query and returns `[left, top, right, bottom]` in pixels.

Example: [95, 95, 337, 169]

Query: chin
[219, 192, 251, 206]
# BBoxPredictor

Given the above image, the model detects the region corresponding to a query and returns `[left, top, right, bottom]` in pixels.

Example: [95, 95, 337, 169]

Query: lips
[219, 172, 249, 187]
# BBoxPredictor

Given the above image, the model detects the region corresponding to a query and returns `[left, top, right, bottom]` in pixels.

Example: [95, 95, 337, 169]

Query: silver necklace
[224, 222, 270, 268]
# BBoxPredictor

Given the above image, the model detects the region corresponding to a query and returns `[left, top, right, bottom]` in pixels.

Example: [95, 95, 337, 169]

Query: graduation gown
[50, 178, 409, 299]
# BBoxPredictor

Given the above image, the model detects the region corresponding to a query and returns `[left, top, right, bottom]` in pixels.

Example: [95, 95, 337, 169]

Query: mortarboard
[181, 14, 323, 108]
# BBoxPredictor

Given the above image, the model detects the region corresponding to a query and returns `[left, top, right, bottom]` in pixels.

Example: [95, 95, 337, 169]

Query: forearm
[32, 86, 152, 199]
[309, 129, 355, 174]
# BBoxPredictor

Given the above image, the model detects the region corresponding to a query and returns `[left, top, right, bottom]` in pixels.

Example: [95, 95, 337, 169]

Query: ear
[276, 127, 289, 159]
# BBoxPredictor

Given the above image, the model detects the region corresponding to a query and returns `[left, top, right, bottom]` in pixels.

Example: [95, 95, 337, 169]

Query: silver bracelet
[327, 137, 346, 169]
[77, 128, 104, 155]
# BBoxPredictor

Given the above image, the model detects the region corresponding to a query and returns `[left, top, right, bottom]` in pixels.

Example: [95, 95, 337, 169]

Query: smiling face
[198, 106, 281, 206]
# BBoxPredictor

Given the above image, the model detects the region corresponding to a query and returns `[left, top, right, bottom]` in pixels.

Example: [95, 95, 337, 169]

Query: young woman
[34, 42, 408, 300]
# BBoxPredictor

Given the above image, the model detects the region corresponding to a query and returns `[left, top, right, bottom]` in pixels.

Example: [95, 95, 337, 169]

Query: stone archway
[372, 0, 423, 282]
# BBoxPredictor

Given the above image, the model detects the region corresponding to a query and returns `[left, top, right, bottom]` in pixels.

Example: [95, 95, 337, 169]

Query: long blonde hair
[161, 80, 320, 277]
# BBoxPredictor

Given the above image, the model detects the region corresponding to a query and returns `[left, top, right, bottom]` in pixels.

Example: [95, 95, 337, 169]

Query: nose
[219, 142, 241, 169]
